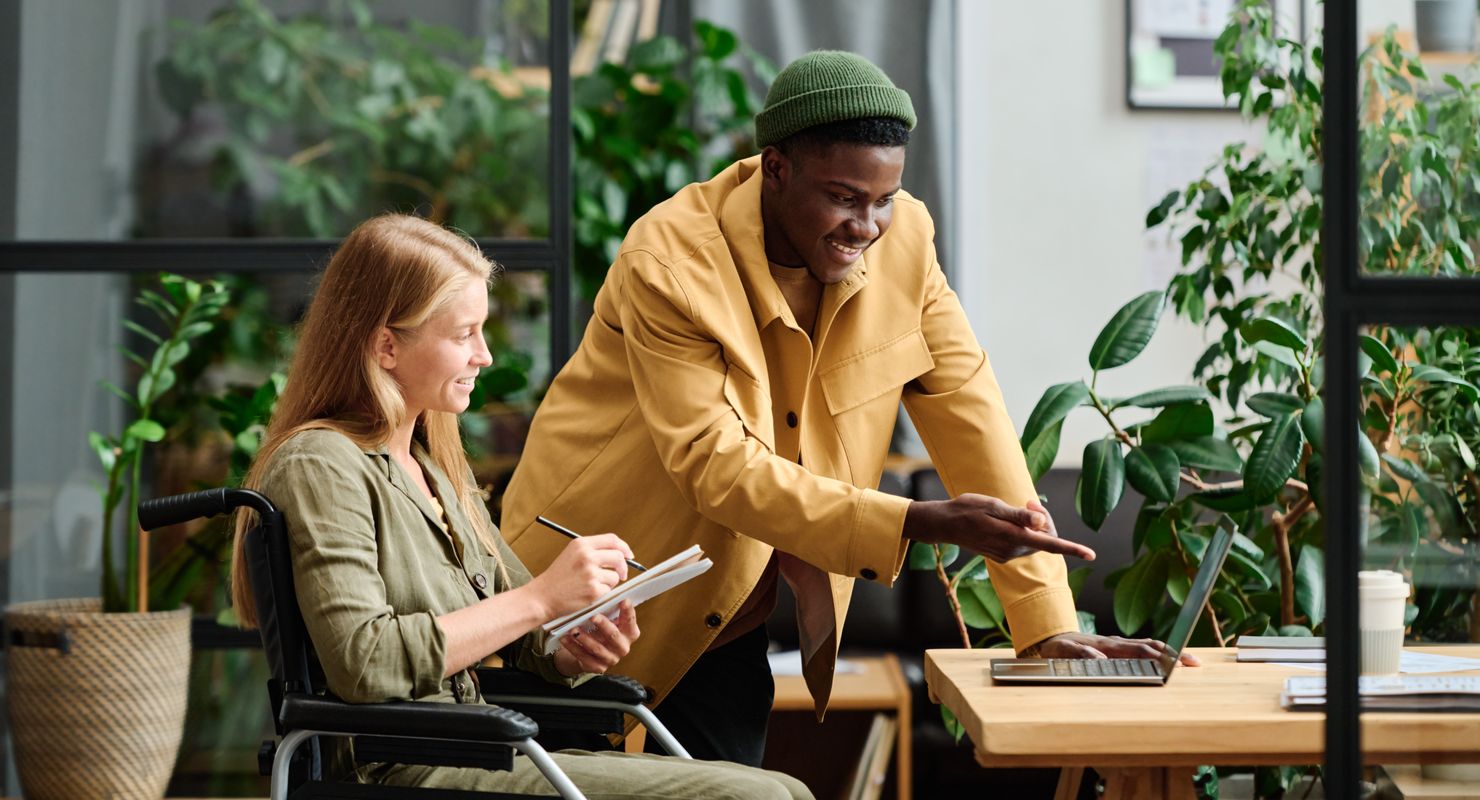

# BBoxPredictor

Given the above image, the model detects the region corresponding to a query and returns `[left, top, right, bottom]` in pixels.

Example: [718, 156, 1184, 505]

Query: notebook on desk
[990, 522, 1234, 686]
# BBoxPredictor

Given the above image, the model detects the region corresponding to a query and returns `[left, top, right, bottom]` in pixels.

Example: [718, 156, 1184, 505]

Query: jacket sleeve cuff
[848, 490, 912, 585]
[1003, 586, 1080, 653]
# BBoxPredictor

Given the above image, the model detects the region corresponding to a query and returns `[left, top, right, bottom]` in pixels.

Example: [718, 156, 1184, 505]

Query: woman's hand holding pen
[527, 533, 636, 619]
[554, 600, 641, 677]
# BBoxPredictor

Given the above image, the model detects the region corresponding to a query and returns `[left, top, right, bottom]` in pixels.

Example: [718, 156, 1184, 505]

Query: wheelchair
[139, 488, 688, 800]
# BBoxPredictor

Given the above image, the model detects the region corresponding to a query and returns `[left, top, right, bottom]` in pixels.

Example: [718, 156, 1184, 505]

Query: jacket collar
[361, 438, 464, 548]
[717, 156, 871, 339]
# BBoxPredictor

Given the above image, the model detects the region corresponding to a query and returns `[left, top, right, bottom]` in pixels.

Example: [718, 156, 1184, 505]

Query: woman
[229, 214, 811, 800]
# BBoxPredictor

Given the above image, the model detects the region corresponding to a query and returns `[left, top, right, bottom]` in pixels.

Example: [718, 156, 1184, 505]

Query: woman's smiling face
[384, 278, 493, 418]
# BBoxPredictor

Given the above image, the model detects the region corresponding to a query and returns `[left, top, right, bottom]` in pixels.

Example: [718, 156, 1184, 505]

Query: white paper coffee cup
[1358, 570, 1408, 674]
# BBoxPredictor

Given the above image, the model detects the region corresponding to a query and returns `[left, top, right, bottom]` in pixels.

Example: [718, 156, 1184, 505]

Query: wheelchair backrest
[244, 507, 322, 725]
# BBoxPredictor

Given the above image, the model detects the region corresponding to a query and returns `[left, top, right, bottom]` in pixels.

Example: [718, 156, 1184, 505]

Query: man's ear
[760, 145, 792, 191]
[373, 327, 398, 370]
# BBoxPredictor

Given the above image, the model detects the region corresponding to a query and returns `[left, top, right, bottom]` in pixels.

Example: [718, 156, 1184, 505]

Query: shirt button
[786, 411, 798, 428]
[860, 568, 878, 581]
[705, 613, 722, 628]
[472, 573, 488, 590]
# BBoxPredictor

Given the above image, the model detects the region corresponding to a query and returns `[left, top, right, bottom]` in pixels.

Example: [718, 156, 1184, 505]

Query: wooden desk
[925, 646, 1480, 800]
[771, 653, 912, 800]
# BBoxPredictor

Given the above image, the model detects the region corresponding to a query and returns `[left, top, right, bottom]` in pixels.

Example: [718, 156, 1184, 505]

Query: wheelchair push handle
[138, 487, 278, 531]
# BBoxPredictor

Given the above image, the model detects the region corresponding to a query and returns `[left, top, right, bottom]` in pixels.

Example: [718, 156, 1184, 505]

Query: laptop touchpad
[994, 661, 1052, 676]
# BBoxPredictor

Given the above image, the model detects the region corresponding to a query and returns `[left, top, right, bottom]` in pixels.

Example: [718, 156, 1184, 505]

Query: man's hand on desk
[905, 495, 1096, 563]
[1032, 632, 1201, 666]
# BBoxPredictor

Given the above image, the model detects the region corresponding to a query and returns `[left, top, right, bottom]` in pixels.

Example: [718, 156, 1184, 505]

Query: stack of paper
[1235, 635, 1325, 663]
[540, 545, 713, 655]
[1281, 674, 1480, 712]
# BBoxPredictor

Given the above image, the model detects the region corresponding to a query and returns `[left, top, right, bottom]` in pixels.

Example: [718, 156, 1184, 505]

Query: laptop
[990, 522, 1234, 685]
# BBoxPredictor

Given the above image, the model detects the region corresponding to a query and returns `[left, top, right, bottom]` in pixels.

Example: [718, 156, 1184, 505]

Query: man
[503, 51, 1187, 766]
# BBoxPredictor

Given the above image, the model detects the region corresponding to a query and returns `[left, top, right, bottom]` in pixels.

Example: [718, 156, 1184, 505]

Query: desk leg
[1098, 766, 1197, 800]
[896, 694, 911, 800]
[1053, 767, 1084, 800]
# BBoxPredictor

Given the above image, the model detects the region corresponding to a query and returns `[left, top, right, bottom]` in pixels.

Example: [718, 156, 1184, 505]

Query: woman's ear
[373, 327, 398, 370]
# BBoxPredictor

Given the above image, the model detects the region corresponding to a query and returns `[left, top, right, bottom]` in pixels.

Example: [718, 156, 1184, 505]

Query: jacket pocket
[819, 328, 935, 414]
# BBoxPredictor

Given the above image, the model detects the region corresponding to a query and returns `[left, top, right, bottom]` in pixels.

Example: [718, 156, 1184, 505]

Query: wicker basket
[6, 598, 191, 800]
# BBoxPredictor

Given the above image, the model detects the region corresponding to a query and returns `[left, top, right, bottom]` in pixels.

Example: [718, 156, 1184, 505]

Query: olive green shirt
[259, 427, 572, 708]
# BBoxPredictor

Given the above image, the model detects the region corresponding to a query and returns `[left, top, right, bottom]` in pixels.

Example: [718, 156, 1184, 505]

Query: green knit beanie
[754, 50, 916, 149]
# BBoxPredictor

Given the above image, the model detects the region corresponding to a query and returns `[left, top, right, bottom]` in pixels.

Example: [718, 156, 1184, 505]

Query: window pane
[11, 0, 551, 241]
[0, 262, 549, 786]
[1355, 3, 1480, 278]
[1356, 325, 1480, 792]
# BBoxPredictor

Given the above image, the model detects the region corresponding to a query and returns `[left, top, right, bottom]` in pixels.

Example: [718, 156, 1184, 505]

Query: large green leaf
[1300, 396, 1324, 452]
[1409, 363, 1480, 401]
[1076, 439, 1126, 531]
[1244, 414, 1305, 499]
[1141, 404, 1215, 443]
[1358, 432, 1379, 478]
[1226, 547, 1274, 590]
[1246, 392, 1304, 418]
[908, 542, 959, 570]
[1114, 385, 1212, 409]
[1088, 291, 1165, 371]
[1113, 552, 1169, 635]
[1295, 545, 1325, 627]
[125, 419, 166, 443]
[1382, 453, 1427, 484]
[1024, 420, 1064, 483]
[1239, 316, 1308, 353]
[1124, 444, 1180, 503]
[1252, 340, 1302, 369]
[1166, 436, 1244, 471]
[958, 577, 1006, 632]
[1190, 487, 1259, 512]
[1021, 382, 1090, 448]
[1359, 334, 1398, 375]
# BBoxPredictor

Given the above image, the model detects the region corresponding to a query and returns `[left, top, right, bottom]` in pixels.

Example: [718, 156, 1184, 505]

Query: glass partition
[14, 0, 553, 242]
[1355, 0, 1480, 279]
[1, 264, 550, 792]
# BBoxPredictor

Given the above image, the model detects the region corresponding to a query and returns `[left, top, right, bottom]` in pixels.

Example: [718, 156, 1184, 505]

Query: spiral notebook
[539, 545, 713, 655]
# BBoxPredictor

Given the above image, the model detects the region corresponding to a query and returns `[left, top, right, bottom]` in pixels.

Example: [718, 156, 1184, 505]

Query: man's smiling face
[760, 142, 907, 285]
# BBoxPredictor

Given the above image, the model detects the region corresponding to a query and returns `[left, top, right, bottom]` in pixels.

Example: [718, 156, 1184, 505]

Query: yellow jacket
[503, 156, 1078, 714]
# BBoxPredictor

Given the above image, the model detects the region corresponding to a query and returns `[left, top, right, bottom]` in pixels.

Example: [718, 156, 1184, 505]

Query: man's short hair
[772, 116, 912, 160]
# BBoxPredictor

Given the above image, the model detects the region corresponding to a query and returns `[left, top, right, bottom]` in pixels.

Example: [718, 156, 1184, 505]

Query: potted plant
[912, 2, 1480, 795]
[6, 274, 231, 800]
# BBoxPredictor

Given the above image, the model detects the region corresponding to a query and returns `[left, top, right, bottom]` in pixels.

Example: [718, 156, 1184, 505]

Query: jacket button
[705, 613, 722, 628]
[472, 573, 488, 590]
[860, 568, 878, 581]
[786, 411, 798, 428]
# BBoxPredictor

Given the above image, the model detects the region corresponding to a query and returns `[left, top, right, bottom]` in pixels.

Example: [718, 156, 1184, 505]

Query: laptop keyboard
[1048, 658, 1162, 677]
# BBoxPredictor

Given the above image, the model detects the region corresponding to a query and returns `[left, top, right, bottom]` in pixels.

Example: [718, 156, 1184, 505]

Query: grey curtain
[690, 0, 957, 275]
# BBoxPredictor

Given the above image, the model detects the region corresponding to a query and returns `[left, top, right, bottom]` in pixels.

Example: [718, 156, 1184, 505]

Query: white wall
[954, 1, 1254, 469]
[954, 0, 1431, 470]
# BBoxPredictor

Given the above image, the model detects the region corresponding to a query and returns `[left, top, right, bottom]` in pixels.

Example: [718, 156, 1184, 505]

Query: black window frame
[0, 0, 575, 372]
[1321, 0, 1480, 792]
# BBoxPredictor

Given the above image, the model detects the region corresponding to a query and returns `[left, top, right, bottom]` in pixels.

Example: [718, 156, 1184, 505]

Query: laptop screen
[1157, 524, 1234, 675]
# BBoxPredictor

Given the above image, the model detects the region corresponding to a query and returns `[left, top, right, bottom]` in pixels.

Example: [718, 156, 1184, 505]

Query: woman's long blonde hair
[230, 214, 505, 628]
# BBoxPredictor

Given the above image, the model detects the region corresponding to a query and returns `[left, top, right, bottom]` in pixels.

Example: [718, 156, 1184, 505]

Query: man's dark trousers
[644, 622, 774, 766]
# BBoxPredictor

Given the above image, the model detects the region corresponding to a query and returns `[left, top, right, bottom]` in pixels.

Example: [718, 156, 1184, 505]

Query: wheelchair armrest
[279, 695, 538, 742]
[477, 667, 651, 705]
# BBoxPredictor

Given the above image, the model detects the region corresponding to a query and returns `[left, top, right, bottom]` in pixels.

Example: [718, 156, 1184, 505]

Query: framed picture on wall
[1126, 0, 1302, 110]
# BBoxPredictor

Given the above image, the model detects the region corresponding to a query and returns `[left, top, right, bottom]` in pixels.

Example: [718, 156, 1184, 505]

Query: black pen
[535, 516, 648, 573]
